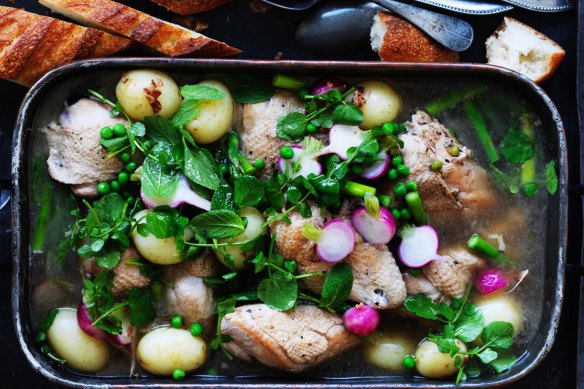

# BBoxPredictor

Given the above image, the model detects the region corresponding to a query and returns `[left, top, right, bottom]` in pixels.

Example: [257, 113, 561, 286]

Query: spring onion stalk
[404, 191, 428, 225]
[32, 182, 54, 252]
[467, 234, 512, 268]
[463, 100, 500, 164]
[520, 113, 536, 185]
[272, 74, 306, 91]
[342, 181, 376, 198]
[227, 132, 256, 175]
[424, 84, 488, 116]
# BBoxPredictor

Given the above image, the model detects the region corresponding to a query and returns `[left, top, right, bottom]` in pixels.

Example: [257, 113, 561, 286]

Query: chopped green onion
[404, 191, 428, 225]
[342, 181, 376, 198]
[425, 84, 488, 116]
[272, 74, 306, 91]
[463, 100, 499, 164]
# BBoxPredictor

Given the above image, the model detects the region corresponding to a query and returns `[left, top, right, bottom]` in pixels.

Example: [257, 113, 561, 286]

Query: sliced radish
[77, 302, 108, 340]
[398, 225, 442, 268]
[361, 152, 390, 179]
[351, 207, 396, 245]
[314, 124, 365, 160]
[302, 219, 355, 263]
[141, 174, 210, 211]
[108, 310, 133, 347]
[474, 267, 508, 296]
[278, 145, 322, 178]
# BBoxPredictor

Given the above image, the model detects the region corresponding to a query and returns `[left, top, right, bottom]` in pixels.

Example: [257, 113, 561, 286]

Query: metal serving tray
[11, 59, 568, 388]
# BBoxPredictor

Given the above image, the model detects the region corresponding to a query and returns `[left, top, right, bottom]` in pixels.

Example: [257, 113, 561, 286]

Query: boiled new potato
[475, 294, 523, 334]
[46, 308, 109, 373]
[214, 207, 266, 270]
[415, 338, 467, 379]
[352, 80, 401, 129]
[116, 69, 182, 120]
[131, 209, 193, 265]
[184, 80, 233, 144]
[364, 333, 415, 371]
[137, 327, 207, 375]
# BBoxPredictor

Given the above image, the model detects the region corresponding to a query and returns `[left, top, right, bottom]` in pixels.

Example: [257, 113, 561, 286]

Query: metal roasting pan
[11, 58, 568, 388]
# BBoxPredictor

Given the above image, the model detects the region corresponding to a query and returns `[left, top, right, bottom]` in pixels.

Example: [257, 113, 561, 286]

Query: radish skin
[351, 207, 396, 245]
[141, 174, 210, 211]
[474, 268, 508, 295]
[398, 226, 442, 268]
[77, 302, 108, 341]
[303, 220, 355, 263]
[343, 304, 380, 337]
[361, 152, 390, 179]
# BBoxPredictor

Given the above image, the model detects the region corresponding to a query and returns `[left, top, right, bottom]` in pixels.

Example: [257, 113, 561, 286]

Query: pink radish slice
[312, 77, 348, 96]
[361, 152, 390, 179]
[474, 267, 508, 295]
[77, 302, 108, 340]
[108, 315, 132, 347]
[343, 303, 380, 337]
[303, 219, 355, 263]
[398, 225, 441, 268]
[351, 207, 396, 245]
[141, 174, 210, 211]
[277, 145, 322, 178]
[314, 124, 365, 160]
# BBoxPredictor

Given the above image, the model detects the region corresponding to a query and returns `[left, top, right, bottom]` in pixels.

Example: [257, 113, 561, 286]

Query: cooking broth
[27, 71, 549, 381]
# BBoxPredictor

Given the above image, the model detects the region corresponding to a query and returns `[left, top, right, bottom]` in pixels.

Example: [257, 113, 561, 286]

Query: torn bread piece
[0, 6, 131, 86]
[370, 12, 458, 63]
[149, 0, 231, 15]
[39, 0, 240, 57]
[486, 17, 564, 84]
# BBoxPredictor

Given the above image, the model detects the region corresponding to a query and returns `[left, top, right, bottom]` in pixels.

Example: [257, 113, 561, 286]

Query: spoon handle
[370, 0, 474, 52]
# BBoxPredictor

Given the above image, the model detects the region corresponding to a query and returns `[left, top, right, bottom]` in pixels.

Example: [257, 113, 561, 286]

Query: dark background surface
[0, 0, 581, 387]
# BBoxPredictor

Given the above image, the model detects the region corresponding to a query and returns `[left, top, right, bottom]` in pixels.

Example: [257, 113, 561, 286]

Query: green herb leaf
[234, 175, 265, 207]
[141, 158, 180, 200]
[320, 262, 353, 310]
[257, 271, 298, 311]
[95, 248, 122, 269]
[224, 75, 275, 103]
[276, 112, 307, 142]
[545, 160, 558, 195]
[403, 294, 439, 320]
[523, 183, 539, 197]
[264, 179, 285, 210]
[182, 142, 221, 191]
[144, 115, 181, 146]
[211, 183, 239, 213]
[331, 103, 363, 125]
[428, 334, 460, 357]
[128, 288, 156, 327]
[38, 308, 59, 332]
[171, 99, 200, 128]
[249, 252, 267, 273]
[181, 84, 225, 100]
[145, 210, 178, 239]
[99, 136, 129, 153]
[481, 321, 514, 350]
[438, 302, 456, 322]
[477, 348, 498, 364]
[489, 353, 517, 373]
[500, 129, 534, 164]
[191, 210, 244, 239]
[454, 303, 484, 342]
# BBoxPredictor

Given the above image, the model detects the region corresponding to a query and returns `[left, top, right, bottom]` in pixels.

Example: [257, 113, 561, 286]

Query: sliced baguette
[149, 0, 231, 15]
[486, 17, 564, 84]
[370, 12, 458, 63]
[39, 0, 240, 57]
[0, 6, 131, 86]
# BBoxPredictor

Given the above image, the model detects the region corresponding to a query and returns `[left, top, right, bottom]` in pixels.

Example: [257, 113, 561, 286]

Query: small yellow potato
[415, 338, 467, 379]
[115, 69, 182, 120]
[352, 80, 401, 129]
[137, 327, 207, 376]
[131, 209, 193, 265]
[184, 80, 233, 144]
[214, 207, 266, 270]
[364, 333, 416, 371]
[475, 294, 523, 334]
[46, 308, 109, 373]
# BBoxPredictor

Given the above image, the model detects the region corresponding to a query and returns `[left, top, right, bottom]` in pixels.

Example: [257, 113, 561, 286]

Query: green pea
[388, 169, 398, 181]
[118, 172, 129, 185]
[391, 208, 401, 220]
[306, 123, 318, 134]
[253, 159, 266, 169]
[400, 208, 412, 220]
[113, 123, 127, 137]
[391, 155, 403, 167]
[280, 145, 294, 159]
[351, 164, 363, 174]
[403, 355, 416, 369]
[119, 152, 131, 163]
[405, 181, 417, 192]
[172, 368, 186, 381]
[379, 194, 392, 209]
[97, 182, 111, 195]
[125, 161, 137, 172]
[35, 331, 47, 343]
[393, 182, 407, 197]
[382, 122, 395, 134]
[170, 315, 183, 329]
[190, 322, 204, 337]
[110, 180, 120, 192]
[397, 164, 409, 177]
[450, 145, 460, 157]
[100, 126, 113, 140]
[431, 160, 443, 172]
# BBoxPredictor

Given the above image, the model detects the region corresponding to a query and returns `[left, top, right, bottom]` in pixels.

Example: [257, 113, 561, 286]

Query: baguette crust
[149, 0, 231, 15]
[0, 6, 131, 86]
[372, 13, 458, 63]
[40, 0, 240, 57]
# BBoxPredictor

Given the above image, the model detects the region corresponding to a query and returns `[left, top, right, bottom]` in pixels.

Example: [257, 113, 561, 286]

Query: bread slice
[149, 0, 231, 15]
[486, 17, 564, 84]
[39, 0, 241, 57]
[0, 6, 131, 86]
[370, 12, 458, 63]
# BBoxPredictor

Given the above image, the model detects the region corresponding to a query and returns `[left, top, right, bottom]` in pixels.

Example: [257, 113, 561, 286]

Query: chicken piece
[238, 90, 304, 178]
[176, 249, 223, 278]
[397, 110, 496, 222]
[163, 265, 216, 329]
[270, 203, 407, 309]
[220, 303, 358, 372]
[423, 247, 485, 298]
[111, 247, 151, 296]
[45, 98, 128, 198]
[403, 272, 442, 302]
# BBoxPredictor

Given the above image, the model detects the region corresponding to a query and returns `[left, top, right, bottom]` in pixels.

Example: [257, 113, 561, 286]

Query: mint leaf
[181, 84, 225, 100]
[404, 294, 439, 320]
[171, 99, 200, 128]
[182, 142, 220, 191]
[211, 183, 239, 213]
[144, 115, 181, 146]
[257, 271, 298, 311]
[224, 75, 275, 103]
[500, 129, 534, 164]
[234, 175, 265, 207]
[320, 262, 353, 310]
[141, 158, 180, 200]
[191, 210, 244, 239]
[145, 210, 178, 239]
[545, 160, 558, 195]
